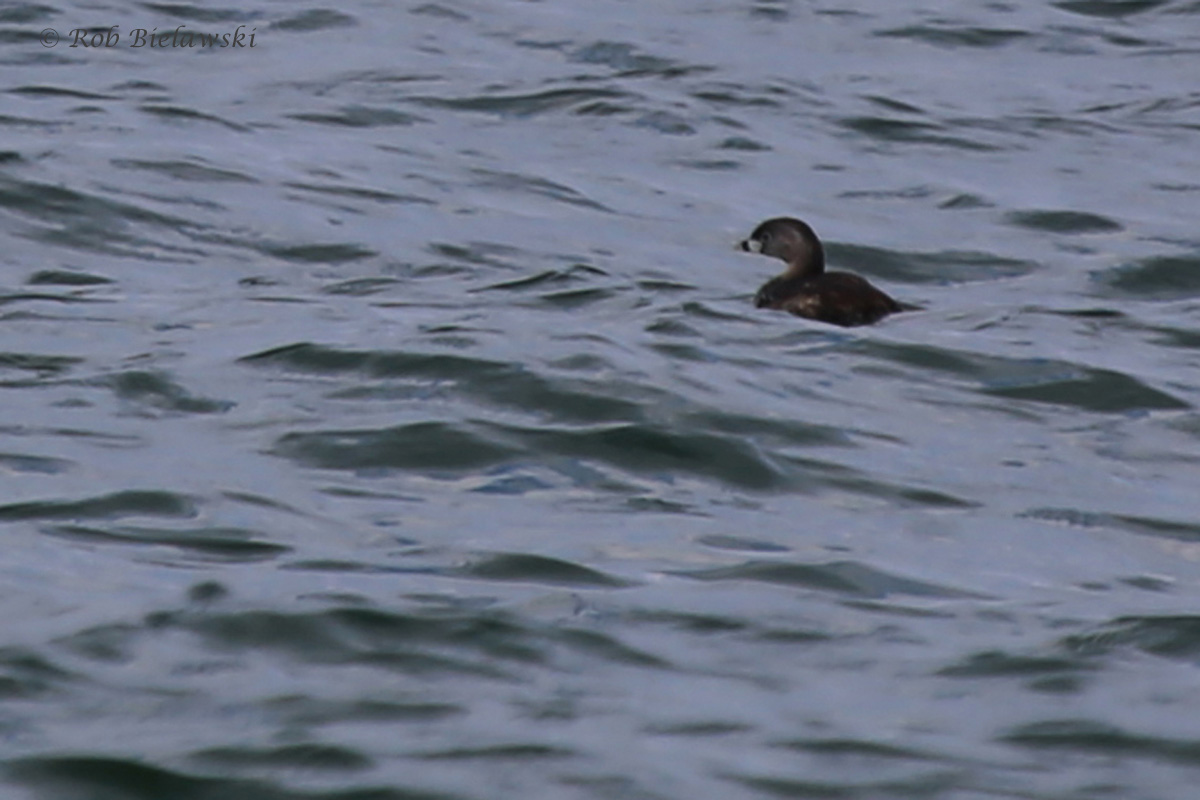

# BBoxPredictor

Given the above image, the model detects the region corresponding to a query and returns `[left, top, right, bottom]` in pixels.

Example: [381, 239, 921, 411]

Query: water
[3, 1, 1200, 798]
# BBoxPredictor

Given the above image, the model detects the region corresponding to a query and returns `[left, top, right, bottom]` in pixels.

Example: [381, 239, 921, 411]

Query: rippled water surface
[4, 1, 1200, 798]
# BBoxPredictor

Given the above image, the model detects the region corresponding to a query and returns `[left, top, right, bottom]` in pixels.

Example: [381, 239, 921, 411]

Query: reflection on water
[3, 0, 1200, 798]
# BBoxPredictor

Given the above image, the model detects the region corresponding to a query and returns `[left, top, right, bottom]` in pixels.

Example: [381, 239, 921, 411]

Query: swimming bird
[741, 217, 909, 327]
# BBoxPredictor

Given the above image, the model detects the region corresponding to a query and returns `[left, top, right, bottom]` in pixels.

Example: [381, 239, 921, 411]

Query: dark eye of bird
[758, 232, 770, 246]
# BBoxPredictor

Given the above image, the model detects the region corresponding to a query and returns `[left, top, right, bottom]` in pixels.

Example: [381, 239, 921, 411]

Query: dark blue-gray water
[3, 1, 1200, 798]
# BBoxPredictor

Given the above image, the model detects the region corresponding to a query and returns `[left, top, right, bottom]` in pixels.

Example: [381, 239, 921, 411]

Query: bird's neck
[782, 239, 825, 278]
